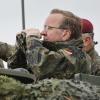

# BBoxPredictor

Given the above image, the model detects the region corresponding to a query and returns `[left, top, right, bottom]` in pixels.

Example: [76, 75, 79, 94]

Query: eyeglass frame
[44, 25, 67, 31]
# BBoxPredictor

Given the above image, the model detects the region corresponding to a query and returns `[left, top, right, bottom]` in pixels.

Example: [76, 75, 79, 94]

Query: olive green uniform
[0, 41, 15, 68]
[8, 33, 91, 80]
[88, 48, 100, 76]
[0, 59, 4, 68]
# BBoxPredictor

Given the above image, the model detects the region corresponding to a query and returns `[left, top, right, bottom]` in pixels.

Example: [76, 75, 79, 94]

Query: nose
[41, 30, 47, 36]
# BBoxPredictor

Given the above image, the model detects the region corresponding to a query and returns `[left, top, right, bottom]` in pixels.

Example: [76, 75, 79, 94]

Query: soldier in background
[81, 18, 100, 76]
[8, 9, 91, 80]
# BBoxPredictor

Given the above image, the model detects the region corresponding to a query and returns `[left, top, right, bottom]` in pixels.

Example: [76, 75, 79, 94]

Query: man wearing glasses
[8, 9, 91, 80]
[1, 9, 99, 100]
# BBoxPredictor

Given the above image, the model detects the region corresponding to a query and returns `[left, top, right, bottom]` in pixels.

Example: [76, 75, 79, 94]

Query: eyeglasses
[44, 25, 67, 31]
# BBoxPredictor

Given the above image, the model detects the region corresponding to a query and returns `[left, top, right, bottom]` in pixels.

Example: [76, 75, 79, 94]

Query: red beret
[81, 19, 93, 33]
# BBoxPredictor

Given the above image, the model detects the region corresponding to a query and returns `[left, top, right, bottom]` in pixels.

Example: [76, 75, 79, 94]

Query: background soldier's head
[81, 18, 96, 52]
[41, 9, 81, 42]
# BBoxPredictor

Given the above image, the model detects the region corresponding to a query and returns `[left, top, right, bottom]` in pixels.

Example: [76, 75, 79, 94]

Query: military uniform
[81, 18, 100, 76]
[0, 75, 99, 100]
[0, 59, 4, 68]
[0, 41, 15, 68]
[8, 33, 91, 80]
[88, 48, 100, 76]
[0, 41, 15, 61]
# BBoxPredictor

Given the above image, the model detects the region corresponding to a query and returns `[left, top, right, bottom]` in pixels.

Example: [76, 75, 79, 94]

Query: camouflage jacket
[8, 33, 91, 80]
[0, 41, 15, 68]
[0, 59, 4, 68]
[0, 41, 15, 62]
[88, 48, 100, 76]
[0, 75, 99, 100]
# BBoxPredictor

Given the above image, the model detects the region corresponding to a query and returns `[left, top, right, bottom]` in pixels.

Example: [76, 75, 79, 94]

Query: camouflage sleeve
[80, 53, 91, 74]
[0, 75, 99, 100]
[26, 36, 91, 80]
[0, 59, 4, 68]
[92, 56, 100, 76]
[26, 36, 67, 79]
[0, 41, 15, 61]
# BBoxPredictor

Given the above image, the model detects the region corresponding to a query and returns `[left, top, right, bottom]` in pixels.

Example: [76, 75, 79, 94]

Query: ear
[62, 30, 71, 41]
[84, 37, 91, 46]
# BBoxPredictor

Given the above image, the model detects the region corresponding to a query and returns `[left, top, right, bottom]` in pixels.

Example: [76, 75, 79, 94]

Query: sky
[0, 0, 100, 54]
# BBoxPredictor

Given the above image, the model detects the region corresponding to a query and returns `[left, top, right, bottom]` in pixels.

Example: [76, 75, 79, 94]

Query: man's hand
[17, 28, 41, 38]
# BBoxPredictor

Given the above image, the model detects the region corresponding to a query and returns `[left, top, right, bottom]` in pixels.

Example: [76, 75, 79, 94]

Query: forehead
[82, 33, 91, 38]
[44, 14, 64, 26]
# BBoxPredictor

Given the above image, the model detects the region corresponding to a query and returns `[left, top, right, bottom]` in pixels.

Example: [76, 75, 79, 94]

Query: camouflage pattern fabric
[0, 59, 4, 68]
[8, 32, 91, 80]
[92, 56, 100, 76]
[0, 41, 15, 62]
[0, 75, 99, 100]
[88, 48, 100, 76]
[0, 41, 15, 68]
[7, 33, 28, 70]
